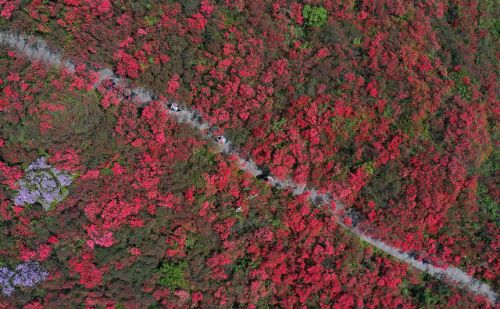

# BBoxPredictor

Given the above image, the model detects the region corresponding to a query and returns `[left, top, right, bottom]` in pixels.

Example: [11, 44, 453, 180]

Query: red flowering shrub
[69, 253, 107, 289]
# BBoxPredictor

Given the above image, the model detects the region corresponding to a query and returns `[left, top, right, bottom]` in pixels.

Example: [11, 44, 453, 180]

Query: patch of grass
[158, 260, 189, 290]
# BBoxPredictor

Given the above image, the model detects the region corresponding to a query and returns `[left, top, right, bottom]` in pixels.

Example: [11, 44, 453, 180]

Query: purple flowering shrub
[0, 262, 47, 296]
[14, 157, 73, 211]
[12, 262, 49, 288]
[0, 267, 15, 296]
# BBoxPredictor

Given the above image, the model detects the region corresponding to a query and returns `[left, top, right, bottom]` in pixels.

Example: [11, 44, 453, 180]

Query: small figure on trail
[168, 102, 181, 112]
[215, 136, 227, 144]
[191, 110, 203, 123]
[313, 195, 325, 206]
[123, 87, 134, 99]
[257, 174, 273, 182]
[344, 208, 363, 227]
[408, 251, 419, 259]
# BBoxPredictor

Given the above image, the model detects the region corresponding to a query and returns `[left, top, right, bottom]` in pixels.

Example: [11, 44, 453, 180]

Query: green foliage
[0, 221, 15, 256]
[361, 161, 403, 208]
[445, 2, 460, 25]
[271, 218, 285, 229]
[180, 232, 220, 288]
[100, 167, 112, 176]
[344, 117, 360, 137]
[477, 184, 499, 228]
[181, 0, 201, 15]
[404, 273, 452, 307]
[144, 15, 158, 26]
[185, 235, 196, 250]
[292, 25, 305, 39]
[482, 17, 500, 38]
[273, 140, 287, 150]
[420, 120, 431, 141]
[0, 86, 121, 169]
[73, 215, 172, 305]
[331, 114, 365, 141]
[471, 136, 499, 228]
[477, 150, 500, 227]
[222, 8, 244, 28]
[360, 161, 376, 176]
[192, 146, 217, 167]
[353, 0, 363, 12]
[126, 1, 154, 14]
[225, 127, 250, 148]
[478, 0, 499, 37]
[254, 292, 273, 308]
[477, 149, 498, 176]
[231, 210, 266, 235]
[158, 260, 189, 290]
[271, 117, 287, 133]
[31, 216, 58, 239]
[191, 56, 209, 67]
[161, 145, 216, 192]
[94, 220, 171, 287]
[229, 255, 261, 282]
[302, 5, 328, 27]
[392, 113, 415, 137]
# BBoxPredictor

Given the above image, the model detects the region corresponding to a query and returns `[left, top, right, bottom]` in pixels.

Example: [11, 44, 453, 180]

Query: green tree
[302, 5, 328, 27]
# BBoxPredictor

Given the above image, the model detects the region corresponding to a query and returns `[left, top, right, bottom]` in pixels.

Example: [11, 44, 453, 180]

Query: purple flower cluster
[14, 157, 73, 210]
[0, 267, 14, 296]
[0, 262, 47, 296]
[12, 262, 49, 288]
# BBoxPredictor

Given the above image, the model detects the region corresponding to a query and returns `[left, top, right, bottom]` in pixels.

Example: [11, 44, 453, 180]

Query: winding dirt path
[0, 31, 496, 304]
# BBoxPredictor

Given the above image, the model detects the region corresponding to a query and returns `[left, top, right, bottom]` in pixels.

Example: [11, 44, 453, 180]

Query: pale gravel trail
[0, 31, 496, 304]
